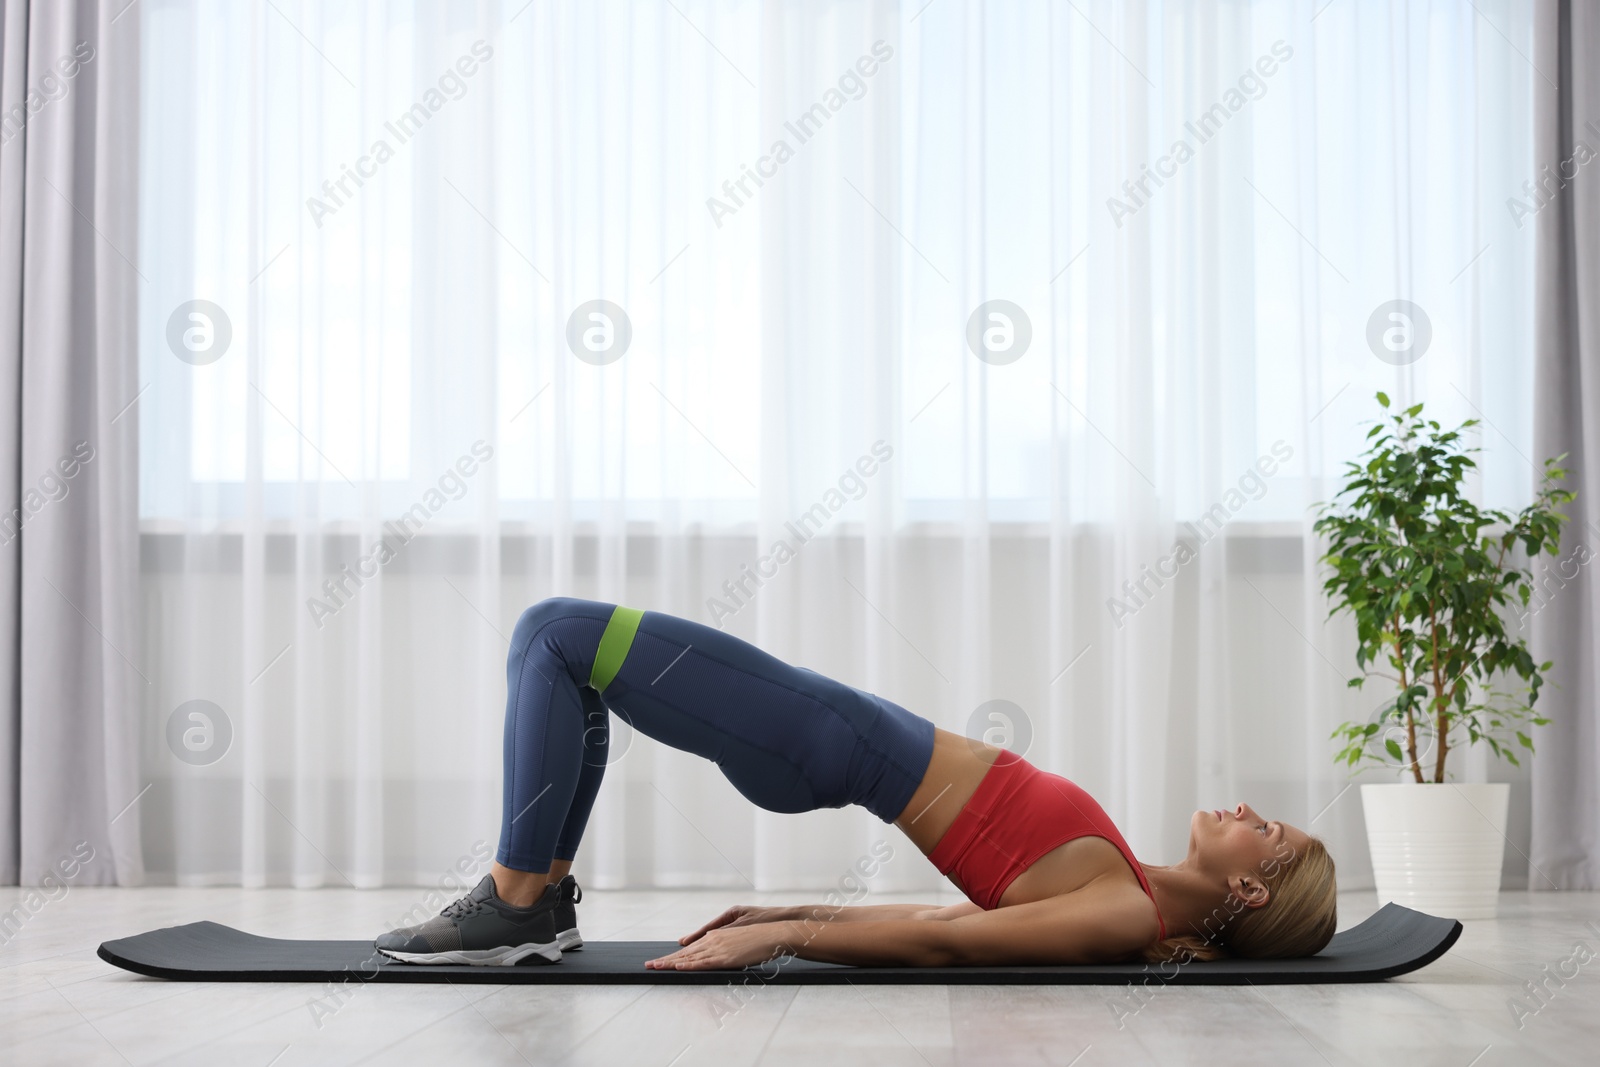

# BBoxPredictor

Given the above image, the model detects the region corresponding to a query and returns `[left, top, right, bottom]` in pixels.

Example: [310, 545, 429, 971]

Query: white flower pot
[1360, 782, 1510, 920]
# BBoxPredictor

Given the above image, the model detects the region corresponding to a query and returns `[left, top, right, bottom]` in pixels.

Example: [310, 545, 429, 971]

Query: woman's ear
[1229, 873, 1270, 909]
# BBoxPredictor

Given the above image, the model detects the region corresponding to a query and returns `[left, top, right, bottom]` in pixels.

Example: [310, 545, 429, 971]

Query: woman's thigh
[605, 608, 932, 818]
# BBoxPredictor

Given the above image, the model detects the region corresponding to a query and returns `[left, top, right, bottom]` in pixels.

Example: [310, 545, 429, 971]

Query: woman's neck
[1140, 862, 1237, 946]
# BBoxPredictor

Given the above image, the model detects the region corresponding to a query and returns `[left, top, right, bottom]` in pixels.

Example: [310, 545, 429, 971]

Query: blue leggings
[496, 597, 937, 872]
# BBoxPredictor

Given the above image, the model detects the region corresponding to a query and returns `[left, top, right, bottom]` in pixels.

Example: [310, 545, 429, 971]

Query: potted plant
[1313, 392, 1574, 919]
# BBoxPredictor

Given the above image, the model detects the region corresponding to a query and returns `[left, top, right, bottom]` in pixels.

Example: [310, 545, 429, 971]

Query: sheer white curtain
[135, 0, 1538, 892]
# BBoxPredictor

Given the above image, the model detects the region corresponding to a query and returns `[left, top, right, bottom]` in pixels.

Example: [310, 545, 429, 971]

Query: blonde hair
[1138, 836, 1337, 965]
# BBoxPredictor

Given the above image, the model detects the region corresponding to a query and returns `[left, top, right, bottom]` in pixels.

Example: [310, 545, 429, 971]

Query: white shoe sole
[557, 928, 583, 952]
[378, 941, 562, 966]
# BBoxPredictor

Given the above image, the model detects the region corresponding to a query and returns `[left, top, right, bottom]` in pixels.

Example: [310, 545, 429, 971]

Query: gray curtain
[0, 0, 141, 886]
[1531, 0, 1600, 890]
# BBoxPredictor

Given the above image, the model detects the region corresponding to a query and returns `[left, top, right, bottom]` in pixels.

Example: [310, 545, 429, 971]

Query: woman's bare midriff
[892, 726, 1144, 908]
[890, 727, 994, 855]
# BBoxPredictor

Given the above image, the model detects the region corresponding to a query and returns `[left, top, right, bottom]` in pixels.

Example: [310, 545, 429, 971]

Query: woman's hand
[677, 904, 790, 946]
[645, 922, 797, 971]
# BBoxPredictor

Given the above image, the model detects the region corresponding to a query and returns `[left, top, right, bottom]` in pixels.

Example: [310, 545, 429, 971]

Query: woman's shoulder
[1053, 867, 1165, 950]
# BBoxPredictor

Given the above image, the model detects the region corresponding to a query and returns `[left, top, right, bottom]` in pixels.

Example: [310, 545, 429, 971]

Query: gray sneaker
[375, 873, 562, 966]
[555, 874, 583, 951]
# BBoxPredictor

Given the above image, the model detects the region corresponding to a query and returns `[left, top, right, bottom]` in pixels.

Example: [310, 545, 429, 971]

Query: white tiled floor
[2, 885, 1596, 1066]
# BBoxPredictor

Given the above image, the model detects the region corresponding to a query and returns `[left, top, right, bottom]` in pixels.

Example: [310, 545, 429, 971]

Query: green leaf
[1376, 391, 1390, 408]
[1384, 738, 1403, 762]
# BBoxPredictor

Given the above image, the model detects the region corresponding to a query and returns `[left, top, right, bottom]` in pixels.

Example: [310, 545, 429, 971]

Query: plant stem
[1395, 608, 1422, 783]
[1428, 597, 1448, 783]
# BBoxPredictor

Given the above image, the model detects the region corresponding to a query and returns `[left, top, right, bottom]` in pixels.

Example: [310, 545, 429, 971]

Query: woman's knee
[511, 596, 589, 647]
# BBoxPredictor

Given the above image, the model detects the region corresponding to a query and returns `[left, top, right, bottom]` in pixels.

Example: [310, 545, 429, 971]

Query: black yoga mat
[97, 903, 1459, 985]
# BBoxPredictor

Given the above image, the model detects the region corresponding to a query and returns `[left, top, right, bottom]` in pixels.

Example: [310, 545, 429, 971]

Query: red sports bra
[927, 751, 1167, 941]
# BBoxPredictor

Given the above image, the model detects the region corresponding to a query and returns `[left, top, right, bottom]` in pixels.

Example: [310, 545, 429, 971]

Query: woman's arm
[786, 900, 981, 925]
[648, 882, 1156, 970]
[794, 884, 1159, 967]
[678, 900, 979, 946]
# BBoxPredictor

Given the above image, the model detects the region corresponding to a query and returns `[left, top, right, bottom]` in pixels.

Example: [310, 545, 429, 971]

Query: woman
[375, 598, 1337, 969]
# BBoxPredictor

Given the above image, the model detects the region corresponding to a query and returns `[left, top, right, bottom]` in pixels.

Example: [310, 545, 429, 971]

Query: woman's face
[1189, 802, 1312, 906]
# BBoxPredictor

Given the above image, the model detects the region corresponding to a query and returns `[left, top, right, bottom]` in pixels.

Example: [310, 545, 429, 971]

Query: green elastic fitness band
[589, 605, 645, 693]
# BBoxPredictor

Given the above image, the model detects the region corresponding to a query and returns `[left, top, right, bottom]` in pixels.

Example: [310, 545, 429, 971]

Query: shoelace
[441, 896, 486, 921]
[439, 883, 571, 920]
